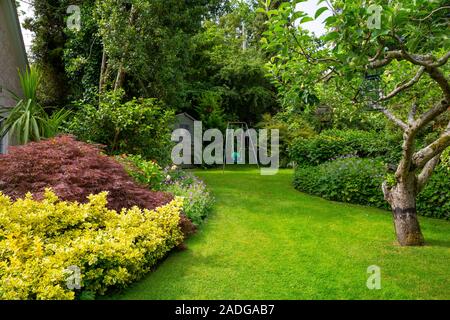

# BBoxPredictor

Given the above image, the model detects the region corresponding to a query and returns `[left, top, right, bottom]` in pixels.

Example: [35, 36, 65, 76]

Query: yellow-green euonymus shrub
[0, 190, 184, 300]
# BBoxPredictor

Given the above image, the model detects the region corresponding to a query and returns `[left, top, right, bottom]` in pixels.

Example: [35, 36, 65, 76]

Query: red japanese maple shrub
[0, 135, 174, 212]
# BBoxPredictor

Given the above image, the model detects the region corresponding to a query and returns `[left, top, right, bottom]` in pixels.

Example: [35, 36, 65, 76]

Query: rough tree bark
[383, 174, 424, 246]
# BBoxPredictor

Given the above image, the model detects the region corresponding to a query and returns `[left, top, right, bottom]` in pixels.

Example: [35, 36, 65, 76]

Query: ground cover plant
[164, 173, 215, 226]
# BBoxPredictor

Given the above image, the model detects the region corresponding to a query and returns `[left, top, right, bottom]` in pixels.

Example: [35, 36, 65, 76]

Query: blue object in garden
[223, 121, 259, 172]
[232, 151, 241, 164]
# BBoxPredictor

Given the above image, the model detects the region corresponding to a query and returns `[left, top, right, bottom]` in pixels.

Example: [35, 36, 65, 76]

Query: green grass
[111, 167, 450, 300]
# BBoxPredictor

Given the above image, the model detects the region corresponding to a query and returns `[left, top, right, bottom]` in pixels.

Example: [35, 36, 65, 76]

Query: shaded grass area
[110, 167, 450, 300]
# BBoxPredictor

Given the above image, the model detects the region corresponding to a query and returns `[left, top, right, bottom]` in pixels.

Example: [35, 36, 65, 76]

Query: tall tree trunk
[99, 48, 107, 93]
[114, 65, 126, 92]
[384, 175, 425, 246]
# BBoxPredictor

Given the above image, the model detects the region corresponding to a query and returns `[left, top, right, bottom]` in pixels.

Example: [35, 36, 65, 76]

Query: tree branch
[425, 65, 450, 103]
[408, 102, 418, 124]
[396, 129, 417, 180]
[290, 28, 339, 66]
[432, 51, 450, 68]
[380, 67, 425, 101]
[382, 181, 392, 204]
[368, 50, 403, 69]
[417, 153, 442, 193]
[369, 50, 449, 70]
[318, 67, 336, 82]
[413, 6, 450, 22]
[413, 124, 450, 169]
[369, 45, 384, 62]
[401, 51, 435, 67]
[380, 108, 408, 130]
[413, 100, 449, 131]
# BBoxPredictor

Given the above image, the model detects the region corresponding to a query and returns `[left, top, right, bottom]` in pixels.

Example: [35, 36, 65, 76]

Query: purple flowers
[160, 166, 214, 226]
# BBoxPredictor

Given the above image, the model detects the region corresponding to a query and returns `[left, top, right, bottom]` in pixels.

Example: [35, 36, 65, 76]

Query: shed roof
[176, 112, 197, 122]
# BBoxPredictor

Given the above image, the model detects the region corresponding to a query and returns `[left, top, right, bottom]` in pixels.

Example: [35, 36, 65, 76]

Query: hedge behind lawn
[289, 129, 402, 166]
[294, 158, 389, 210]
[293, 157, 449, 220]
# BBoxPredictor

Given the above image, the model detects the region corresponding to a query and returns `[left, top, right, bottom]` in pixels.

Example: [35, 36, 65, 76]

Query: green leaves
[324, 15, 337, 26]
[321, 31, 339, 42]
[42, 108, 72, 139]
[314, 7, 329, 19]
[293, 158, 389, 209]
[18, 67, 41, 101]
[69, 90, 175, 163]
[300, 16, 314, 24]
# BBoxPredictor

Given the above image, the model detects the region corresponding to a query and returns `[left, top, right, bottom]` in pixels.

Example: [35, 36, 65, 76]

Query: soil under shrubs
[0, 135, 174, 212]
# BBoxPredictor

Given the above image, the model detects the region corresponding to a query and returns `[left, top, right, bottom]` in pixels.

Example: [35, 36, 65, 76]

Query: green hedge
[417, 151, 450, 219]
[293, 158, 389, 209]
[293, 157, 449, 219]
[289, 129, 401, 167]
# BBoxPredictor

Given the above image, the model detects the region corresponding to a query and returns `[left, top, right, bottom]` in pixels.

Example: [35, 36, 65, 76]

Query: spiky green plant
[42, 108, 72, 139]
[0, 67, 69, 144]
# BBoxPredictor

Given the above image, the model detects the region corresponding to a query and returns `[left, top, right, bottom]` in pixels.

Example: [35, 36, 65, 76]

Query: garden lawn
[111, 167, 450, 300]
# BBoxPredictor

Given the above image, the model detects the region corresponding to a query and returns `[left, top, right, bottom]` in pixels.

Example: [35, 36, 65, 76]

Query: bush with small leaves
[290, 129, 401, 167]
[118, 155, 215, 226]
[0, 190, 185, 300]
[293, 158, 388, 209]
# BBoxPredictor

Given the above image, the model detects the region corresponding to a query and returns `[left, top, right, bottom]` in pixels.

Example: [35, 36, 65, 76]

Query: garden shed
[174, 112, 197, 167]
[175, 112, 197, 137]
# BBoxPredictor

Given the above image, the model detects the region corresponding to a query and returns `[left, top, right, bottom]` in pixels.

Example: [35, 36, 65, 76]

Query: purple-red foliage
[0, 135, 174, 212]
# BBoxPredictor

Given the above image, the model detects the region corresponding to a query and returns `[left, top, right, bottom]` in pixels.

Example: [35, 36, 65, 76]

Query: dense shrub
[68, 90, 175, 164]
[118, 156, 214, 226]
[417, 150, 450, 219]
[294, 156, 450, 219]
[293, 158, 388, 209]
[0, 135, 173, 212]
[118, 155, 165, 191]
[289, 129, 401, 167]
[0, 190, 184, 300]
